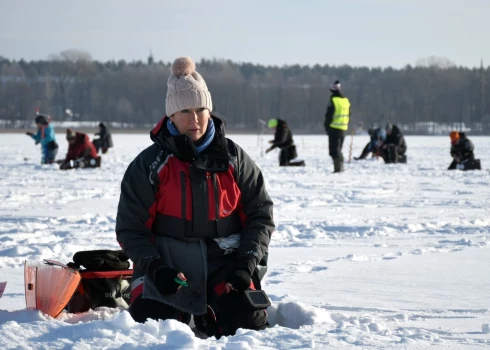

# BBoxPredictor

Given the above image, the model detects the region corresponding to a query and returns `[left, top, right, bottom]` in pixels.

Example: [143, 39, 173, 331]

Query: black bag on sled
[65, 250, 133, 313]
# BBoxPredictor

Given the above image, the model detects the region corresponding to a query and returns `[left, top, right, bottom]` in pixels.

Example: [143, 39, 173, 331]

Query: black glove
[226, 259, 255, 291]
[147, 259, 181, 295]
[72, 250, 130, 271]
[26, 132, 33, 136]
[59, 161, 71, 170]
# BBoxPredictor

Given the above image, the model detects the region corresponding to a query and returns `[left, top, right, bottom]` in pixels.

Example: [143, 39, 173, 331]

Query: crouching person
[265, 118, 304, 166]
[354, 127, 386, 160]
[115, 57, 274, 338]
[382, 122, 407, 163]
[448, 131, 481, 170]
[60, 129, 99, 169]
[94, 122, 114, 154]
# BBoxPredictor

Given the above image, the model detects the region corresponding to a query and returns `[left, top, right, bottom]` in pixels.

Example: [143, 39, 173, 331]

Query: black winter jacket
[269, 119, 294, 150]
[450, 133, 474, 161]
[384, 125, 407, 150]
[115, 115, 274, 314]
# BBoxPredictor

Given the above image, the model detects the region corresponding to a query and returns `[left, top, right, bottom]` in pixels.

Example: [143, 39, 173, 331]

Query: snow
[1, 133, 490, 349]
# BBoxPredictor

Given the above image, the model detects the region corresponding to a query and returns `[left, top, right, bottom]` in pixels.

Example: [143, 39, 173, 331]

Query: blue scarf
[167, 118, 215, 154]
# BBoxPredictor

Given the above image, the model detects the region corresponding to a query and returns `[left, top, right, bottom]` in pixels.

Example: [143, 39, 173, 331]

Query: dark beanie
[66, 129, 76, 140]
[35, 115, 48, 125]
[330, 80, 341, 92]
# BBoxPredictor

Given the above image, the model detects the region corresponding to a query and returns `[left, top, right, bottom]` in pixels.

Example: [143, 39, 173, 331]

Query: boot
[333, 158, 343, 173]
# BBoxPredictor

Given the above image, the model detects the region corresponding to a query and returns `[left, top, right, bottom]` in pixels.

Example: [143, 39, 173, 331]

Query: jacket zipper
[180, 171, 186, 220]
[212, 173, 219, 220]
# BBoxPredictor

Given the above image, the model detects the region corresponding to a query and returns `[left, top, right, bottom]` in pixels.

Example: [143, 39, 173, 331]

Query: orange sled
[24, 260, 81, 318]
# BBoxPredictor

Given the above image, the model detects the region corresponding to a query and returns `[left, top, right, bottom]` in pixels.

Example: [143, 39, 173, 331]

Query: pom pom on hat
[172, 57, 196, 77]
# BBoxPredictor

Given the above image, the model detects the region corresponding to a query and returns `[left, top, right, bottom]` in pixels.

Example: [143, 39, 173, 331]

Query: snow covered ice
[1, 133, 490, 349]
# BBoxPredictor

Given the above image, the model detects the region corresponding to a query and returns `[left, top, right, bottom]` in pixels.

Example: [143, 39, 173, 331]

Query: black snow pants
[382, 144, 406, 163]
[128, 254, 268, 338]
[279, 145, 298, 166]
[328, 128, 345, 161]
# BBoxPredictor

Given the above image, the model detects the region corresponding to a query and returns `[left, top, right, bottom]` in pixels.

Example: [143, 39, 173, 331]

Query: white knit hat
[165, 57, 213, 117]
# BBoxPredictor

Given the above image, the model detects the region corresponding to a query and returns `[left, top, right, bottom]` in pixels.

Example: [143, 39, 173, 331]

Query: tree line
[1, 50, 489, 134]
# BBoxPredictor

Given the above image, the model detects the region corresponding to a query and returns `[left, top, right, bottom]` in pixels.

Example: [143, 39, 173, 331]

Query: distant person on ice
[265, 119, 304, 166]
[115, 56, 273, 337]
[59, 129, 98, 170]
[26, 114, 59, 164]
[381, 122, 407, 163]
[93, 122, 113, 154]
[324, 80, 351, 173]
[354, 127, 386, 160]
[448, 131, 481, 170]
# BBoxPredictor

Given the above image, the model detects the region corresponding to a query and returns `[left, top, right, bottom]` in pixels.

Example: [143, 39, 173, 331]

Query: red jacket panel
[65, 133, 98, 161]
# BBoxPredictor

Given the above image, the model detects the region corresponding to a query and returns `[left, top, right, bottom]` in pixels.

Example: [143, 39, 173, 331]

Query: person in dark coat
[59, 129, 99, 169]
[93, 122, 114, 154]
[26, 114, 58, 164]
[265, 118, 302, 166]
[324, 80, 351, 172]
[381, 122, 407, 163]
[354, 127, 386, 160]
[115, 57, 274, 338]
[448, 131, 480, 170]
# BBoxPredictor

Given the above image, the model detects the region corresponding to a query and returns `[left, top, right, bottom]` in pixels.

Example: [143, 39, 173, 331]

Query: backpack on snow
[65, 250, 133, 313]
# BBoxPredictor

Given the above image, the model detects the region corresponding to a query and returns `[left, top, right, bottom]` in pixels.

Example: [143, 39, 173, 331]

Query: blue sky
[1, 0, 489, 68]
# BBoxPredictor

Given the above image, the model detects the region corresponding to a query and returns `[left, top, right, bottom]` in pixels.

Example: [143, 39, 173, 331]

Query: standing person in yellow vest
[324, 80, 351, 172]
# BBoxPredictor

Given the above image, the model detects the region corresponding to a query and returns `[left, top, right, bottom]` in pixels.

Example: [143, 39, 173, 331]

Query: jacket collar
[150, 114, 228, 161]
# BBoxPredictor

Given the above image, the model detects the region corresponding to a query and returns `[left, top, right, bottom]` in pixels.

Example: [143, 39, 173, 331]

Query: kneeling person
[116, 57, 274, 338]
[266, 118, 305, 166]
[448, 131, 481, 170]
[382, 122, 407, 163]
[354, 127, 386, 160]
[26, 114, 59, 164]
[60, 129, 99, 169]
[93, 122, 114, 154]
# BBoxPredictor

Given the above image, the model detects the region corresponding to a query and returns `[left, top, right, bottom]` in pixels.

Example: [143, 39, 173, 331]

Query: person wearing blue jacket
[354, 127, 386, 160]
[26, 114, 59, 164]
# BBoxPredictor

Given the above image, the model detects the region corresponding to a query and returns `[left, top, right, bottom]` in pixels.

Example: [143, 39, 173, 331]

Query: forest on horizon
[1, 50, 489, 134]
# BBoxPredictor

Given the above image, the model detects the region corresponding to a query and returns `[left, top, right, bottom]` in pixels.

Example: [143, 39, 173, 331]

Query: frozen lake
[0, 133, 489, 349]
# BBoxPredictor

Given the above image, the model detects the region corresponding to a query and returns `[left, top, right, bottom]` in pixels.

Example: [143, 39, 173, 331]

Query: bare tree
[47, 49, 93, 120]
[415, 56, 456, 69]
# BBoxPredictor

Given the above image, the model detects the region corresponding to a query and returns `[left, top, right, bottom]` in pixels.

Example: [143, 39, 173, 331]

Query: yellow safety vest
[329, 97, 350, 131]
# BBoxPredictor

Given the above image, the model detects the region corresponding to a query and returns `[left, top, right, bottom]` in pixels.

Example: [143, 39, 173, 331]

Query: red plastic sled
[24, 260, 81, 318]
[0, 281, 6, 298]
